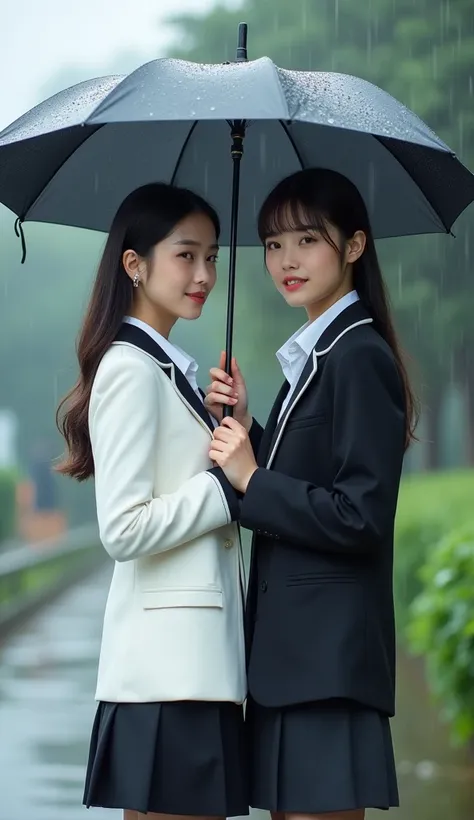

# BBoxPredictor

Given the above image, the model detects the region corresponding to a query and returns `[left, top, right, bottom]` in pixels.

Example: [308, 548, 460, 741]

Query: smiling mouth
[283, 278, 308, 291]
[186, 292, 206, 304]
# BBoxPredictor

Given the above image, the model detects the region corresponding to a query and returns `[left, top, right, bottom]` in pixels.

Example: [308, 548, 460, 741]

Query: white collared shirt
[123, 316, 200, 395]
[276, 291, 360, 420]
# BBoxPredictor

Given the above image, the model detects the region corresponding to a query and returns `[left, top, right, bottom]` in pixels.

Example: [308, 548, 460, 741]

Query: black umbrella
[1, 23, 473, 386]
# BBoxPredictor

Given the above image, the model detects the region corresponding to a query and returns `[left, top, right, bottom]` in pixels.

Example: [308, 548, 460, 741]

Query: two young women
[57, 168, 415, 820]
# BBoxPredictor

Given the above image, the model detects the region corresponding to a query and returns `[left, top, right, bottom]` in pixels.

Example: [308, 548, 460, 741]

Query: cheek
[145, 265, 184, 300]
[208, 266, 218, 289]
[264, 255, 279, 281]
[308, 247, 341, 278]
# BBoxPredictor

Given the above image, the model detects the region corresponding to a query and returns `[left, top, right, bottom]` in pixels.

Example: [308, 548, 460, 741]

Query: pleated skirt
[246, 697, 399, 814]
[83, 700, 249, 816]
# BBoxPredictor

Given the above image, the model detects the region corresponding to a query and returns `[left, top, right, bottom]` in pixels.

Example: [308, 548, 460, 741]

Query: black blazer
[240, 301, 406, 716]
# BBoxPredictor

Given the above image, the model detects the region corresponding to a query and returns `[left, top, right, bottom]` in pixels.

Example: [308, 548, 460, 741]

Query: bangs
[258, 194, 328, 242]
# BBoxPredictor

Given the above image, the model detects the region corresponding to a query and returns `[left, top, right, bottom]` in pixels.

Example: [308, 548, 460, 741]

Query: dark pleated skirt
[83, 700, 249, 816]
[246, 697, 399, 814]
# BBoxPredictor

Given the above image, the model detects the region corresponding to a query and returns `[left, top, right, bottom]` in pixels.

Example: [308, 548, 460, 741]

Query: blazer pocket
[141, 586, 223, 610]
[286, 573, 357, 586]
[286, 414, 328, 431]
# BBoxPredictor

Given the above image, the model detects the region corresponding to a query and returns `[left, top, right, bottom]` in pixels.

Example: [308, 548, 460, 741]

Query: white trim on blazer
[266, 319, 374, 469]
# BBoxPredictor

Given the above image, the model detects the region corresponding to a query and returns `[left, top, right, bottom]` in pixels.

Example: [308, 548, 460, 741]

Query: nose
[281, 250, 299, 271]
[194, 260, 213, 286]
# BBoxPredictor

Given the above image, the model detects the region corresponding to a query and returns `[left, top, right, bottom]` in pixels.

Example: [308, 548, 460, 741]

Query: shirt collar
[277, 291, 360, 368]
[123, 316, 197, 380]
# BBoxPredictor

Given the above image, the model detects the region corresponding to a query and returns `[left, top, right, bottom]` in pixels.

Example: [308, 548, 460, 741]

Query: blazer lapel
[265, 302, 374, 469]
[114, 324, 215, 436]
[266, 351, 318, 469]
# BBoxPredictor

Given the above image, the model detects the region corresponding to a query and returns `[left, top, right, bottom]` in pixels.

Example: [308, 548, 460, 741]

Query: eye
[265, 240, 280, 251]
[179, 252, 194, 260]
[300, 235, 316, 245]
[208, 254, 219, 263]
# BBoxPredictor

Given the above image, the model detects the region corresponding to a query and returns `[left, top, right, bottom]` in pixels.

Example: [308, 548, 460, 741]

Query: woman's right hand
[204, 352, 252, 431]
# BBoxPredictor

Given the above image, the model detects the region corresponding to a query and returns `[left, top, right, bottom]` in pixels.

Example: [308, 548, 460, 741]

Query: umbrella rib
[170, 121, 198, 186]
[19, 124, 104, 222]
[279, 121, 305, 169]
[373, 134, 451, 234]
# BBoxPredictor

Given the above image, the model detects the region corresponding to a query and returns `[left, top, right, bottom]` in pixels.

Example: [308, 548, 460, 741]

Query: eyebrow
[265, 224, 322, 238]
[173, 239, 219, 250]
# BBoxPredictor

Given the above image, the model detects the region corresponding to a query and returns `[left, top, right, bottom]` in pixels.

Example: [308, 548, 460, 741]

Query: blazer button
[223, 538, 234, 549]
[260, 580, 268, 592]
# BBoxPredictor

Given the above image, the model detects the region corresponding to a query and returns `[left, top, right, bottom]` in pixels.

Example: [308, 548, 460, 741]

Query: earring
[133, 273, 140, 288]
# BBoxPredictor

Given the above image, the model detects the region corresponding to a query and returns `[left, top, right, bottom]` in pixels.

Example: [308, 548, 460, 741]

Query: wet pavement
[0, 567, 473, 820]
[0, 569, 117, 820]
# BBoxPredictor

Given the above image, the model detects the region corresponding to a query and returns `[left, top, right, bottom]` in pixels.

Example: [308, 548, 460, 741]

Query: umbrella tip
[236, 22, 248, 62]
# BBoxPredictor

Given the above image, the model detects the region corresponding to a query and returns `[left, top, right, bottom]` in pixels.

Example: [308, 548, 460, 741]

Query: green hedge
[0, 470, 17, 544]
[394, 470, 474, 629]
[408, 526, 474, 745]
[394, 469, 474, 745]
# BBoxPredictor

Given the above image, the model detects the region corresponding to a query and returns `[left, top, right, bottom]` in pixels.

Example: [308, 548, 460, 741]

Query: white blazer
[89, 323, 246, 704]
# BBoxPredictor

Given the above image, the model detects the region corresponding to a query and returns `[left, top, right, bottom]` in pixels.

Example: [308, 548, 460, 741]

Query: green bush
[394, 469, 474, 630]
[407, 526, 474, 745]
[0, 470, 17, 544]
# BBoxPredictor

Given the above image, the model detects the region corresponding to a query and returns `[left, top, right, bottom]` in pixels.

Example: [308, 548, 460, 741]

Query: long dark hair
[56, 182, 220, 481]
[258, 168, 418, 448]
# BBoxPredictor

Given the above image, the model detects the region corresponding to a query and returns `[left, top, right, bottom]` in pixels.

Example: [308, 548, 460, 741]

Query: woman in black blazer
[206, 168, 417, 819]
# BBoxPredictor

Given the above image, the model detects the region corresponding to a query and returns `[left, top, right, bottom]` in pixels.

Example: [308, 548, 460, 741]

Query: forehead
[172, 212, 214, 234]
[262, 199, 328, 236]
[164, 212, 218, 245]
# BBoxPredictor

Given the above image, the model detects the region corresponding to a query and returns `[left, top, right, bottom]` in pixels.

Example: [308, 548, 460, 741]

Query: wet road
[0, 569, 117, 820]
[0, 568, 473, 820]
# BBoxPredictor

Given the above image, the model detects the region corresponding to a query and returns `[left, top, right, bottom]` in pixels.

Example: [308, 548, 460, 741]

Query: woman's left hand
[209, 417, 258, 493]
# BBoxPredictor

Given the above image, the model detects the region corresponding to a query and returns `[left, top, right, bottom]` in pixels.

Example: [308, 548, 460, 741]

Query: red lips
[186, 291, 206, 304]
[282, 277, 308, 292]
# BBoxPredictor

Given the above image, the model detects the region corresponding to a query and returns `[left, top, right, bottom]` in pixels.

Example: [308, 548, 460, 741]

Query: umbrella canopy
[1, 46, 473, 243]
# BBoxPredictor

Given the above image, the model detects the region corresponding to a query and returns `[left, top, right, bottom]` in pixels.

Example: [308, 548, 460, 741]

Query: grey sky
[0, 0, 232, 130]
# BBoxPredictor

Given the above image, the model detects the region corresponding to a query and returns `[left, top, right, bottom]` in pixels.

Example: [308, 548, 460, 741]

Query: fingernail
[230, 397, 238, 404]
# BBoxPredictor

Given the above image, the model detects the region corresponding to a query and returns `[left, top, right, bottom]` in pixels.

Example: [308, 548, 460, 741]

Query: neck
[128, 303, 177, 340]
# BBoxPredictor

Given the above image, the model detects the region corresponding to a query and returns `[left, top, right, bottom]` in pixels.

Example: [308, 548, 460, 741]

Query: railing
[0, 524, 108, 637]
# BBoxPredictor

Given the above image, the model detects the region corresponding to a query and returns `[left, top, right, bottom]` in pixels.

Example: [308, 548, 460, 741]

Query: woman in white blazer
[56, 183, 248, 820]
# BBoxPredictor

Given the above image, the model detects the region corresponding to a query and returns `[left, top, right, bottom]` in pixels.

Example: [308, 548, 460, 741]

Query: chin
[281, 291, 308, 308]
[180, 302, 204, 320]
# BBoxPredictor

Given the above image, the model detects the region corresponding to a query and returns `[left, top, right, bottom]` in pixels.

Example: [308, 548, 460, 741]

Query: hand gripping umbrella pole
[223, 23, 248, 418]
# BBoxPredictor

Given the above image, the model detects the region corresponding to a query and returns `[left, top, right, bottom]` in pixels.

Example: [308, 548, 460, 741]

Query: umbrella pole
[223, 121, 246, 417]
[223, 23, 248, 418]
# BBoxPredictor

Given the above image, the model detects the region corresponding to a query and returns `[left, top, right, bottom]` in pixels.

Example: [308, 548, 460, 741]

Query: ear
[122, 249, 146, 283]
[346, 230, 366, 264]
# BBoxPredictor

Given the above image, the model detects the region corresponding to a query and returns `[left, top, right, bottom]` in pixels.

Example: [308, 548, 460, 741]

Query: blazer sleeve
[240, 342, 406, 555]
[248, 417, 264, 455]
[90, 348, 238, 563]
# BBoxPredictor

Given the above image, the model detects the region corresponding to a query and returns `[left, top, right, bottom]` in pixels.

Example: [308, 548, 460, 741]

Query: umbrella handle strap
[14, 218, 27, 264]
